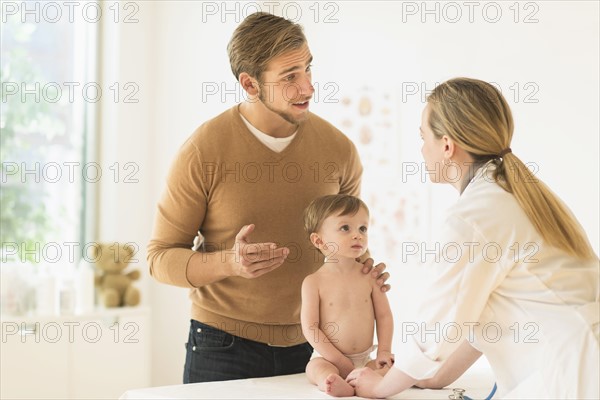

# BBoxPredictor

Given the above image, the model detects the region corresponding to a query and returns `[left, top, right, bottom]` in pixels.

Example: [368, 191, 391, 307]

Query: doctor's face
[420, 104, 445, 183]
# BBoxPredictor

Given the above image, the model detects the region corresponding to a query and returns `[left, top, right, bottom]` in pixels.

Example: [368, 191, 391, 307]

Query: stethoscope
[448, 383, 497, 400]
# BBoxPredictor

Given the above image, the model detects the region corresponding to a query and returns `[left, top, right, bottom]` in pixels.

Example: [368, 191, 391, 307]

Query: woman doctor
[346, 77, 599, 399]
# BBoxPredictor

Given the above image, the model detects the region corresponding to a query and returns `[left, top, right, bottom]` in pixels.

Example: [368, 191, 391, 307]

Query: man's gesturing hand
[227, 224, 289, 279]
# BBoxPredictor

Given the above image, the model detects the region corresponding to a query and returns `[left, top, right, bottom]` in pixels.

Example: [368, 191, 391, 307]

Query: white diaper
[344, 345, 377, 368]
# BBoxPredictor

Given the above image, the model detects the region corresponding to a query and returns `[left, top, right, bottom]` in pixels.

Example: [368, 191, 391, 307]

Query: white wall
[97, 0, 159, 383]
[102, 1, 599, 386]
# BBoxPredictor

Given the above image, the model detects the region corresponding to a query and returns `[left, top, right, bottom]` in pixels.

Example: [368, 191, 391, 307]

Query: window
[1, 3, 98, 315]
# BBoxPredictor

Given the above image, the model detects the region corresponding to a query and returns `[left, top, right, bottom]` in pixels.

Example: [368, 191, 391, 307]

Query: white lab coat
[396, 163, 599, 399]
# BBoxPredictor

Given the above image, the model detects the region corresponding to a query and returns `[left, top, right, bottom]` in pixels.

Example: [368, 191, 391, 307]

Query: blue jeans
[183, 320, 313, 383]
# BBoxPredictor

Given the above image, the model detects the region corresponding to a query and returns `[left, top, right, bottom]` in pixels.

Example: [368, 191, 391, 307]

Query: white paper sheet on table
[119, 360, 495, 400]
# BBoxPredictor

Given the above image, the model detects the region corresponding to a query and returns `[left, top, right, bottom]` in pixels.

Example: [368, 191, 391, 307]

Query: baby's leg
[365, 360, 391, 376]
[306, 357, 354, 397]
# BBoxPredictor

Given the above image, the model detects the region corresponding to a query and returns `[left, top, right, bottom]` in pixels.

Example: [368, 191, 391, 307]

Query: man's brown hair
[227, 12, 307, 82]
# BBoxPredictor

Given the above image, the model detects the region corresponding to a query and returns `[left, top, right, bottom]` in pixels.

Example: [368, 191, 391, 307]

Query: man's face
[256, 44, 315, 125]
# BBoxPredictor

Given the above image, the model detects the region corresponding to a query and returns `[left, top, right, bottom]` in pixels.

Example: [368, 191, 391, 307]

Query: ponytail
[497, 153, 596, 260]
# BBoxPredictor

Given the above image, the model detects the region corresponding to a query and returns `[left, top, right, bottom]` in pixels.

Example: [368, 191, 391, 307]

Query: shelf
[1, 305, 150, 323]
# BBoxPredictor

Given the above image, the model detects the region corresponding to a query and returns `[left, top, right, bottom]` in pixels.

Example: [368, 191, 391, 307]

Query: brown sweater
[147, 105, 362, 346]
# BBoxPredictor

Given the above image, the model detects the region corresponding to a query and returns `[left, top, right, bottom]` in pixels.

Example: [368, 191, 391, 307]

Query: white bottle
[76, 258, 96, 314]
[36, 264, 58, 316]
[59, 266, 76, 316]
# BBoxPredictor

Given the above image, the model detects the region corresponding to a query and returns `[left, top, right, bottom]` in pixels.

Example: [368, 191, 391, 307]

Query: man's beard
[257, 84, 308, 126]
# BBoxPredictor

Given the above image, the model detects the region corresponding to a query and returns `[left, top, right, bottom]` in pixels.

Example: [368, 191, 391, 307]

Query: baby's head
[304, 194, 370, 259]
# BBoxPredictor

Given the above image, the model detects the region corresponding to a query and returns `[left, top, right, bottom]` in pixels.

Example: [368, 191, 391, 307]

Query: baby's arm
[301, 274, 355, 378]
[372, 279, 394, 368]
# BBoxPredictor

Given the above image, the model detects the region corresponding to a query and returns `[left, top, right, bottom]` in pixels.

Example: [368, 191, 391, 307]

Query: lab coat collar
[459, 159, 496, 195]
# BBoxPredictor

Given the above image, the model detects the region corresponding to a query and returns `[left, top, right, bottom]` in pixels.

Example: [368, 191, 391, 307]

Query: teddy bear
[92, 242, 140, 307]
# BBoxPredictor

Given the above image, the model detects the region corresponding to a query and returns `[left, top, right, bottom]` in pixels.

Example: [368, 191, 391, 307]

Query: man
[147, 12, 390, 383]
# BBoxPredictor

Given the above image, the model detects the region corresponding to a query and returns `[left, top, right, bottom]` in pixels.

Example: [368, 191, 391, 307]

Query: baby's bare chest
[318, 275, 373, 314]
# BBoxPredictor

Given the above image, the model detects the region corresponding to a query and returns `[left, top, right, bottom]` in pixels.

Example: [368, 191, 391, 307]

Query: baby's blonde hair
[304, 194, 369, 236]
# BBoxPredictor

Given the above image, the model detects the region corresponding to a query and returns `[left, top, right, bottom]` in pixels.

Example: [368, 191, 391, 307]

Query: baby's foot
[325, 374, 354, 397]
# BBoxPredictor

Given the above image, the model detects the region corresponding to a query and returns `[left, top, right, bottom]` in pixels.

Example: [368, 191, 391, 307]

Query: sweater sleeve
[394, 214, 510, 379]
[147, 138, 208, 288]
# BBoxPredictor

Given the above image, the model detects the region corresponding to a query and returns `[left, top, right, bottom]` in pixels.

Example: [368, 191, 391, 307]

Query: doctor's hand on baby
[346, 367, 385, 398]
[344, 344, 394, 397]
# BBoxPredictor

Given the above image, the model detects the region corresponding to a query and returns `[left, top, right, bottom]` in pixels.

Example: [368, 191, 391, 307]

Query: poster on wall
[314, 86, 431, 268]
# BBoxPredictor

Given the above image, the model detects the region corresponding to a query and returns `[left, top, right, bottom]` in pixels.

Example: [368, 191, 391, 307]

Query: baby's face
[317, 207, 369, 260]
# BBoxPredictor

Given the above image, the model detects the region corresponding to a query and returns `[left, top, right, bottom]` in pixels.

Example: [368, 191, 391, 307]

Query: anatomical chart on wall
[315, 85, 430, 267]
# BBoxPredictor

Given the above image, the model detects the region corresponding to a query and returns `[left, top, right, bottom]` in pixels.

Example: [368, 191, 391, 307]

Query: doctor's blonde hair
[427, 77, 596, 261]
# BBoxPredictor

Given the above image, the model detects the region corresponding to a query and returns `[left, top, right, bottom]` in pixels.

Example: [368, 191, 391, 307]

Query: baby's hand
[375, 350, 395, 369]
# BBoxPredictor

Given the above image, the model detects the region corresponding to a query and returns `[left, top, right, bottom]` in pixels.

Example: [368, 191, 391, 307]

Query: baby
[301, 194, 394, 397]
